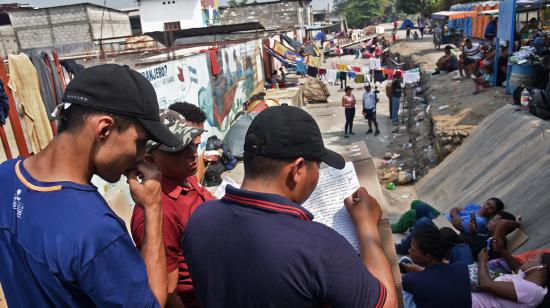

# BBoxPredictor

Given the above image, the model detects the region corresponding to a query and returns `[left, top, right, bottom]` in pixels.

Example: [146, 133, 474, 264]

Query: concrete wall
[219, 1, 306, 31]
[0, 25, 18, 58]
[416, 105, 550, 252]
[8, 4, 131, 52]
[87, 6, 132, 40]
[139, 0, 204, 33]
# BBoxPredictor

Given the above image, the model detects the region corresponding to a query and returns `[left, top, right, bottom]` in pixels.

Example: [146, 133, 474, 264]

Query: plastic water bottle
[520, 87, 530, 112]
[426, 146, 437, 164]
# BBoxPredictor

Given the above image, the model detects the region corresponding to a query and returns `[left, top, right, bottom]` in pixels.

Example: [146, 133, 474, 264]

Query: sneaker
[366, 129, 373, 134]
[349, 131, 355, 135]
[374, 130, 380, 136]
[344, 134, 349, 138]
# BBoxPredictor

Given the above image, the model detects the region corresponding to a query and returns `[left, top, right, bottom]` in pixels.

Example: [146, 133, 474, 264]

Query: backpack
[528, 88, 550, 120]
[385, 83, 393, 99]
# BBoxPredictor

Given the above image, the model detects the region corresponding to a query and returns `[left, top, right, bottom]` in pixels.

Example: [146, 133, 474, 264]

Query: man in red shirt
[131, 109, 214, 308]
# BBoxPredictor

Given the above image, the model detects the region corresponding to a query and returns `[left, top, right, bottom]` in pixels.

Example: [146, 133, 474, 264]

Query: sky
[0, 0, 332, 10]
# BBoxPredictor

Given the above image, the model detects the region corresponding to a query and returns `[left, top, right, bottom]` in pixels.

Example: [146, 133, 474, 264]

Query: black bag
[528, 88, 550, 120]
[204, 162, 225, 187]
[206, 136, 223, 151]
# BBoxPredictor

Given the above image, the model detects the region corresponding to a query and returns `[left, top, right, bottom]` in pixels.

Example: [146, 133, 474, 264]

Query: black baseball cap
[62, 64, 179, 147]
[244, 105, 345, 169]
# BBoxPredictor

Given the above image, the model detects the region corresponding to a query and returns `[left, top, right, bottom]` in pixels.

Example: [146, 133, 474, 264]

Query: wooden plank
[343, 141, 403, 307]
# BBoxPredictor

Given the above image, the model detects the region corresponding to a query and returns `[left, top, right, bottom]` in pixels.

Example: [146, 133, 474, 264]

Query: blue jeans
[391, 96, 400, 124]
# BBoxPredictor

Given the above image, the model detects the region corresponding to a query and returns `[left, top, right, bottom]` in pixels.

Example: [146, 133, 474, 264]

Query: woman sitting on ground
[402, 228, 472, 308]
[473, 248, 549, 307]
[440, 227, 474, 265]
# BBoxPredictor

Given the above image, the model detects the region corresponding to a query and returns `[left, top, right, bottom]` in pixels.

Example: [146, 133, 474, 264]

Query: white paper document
[302, 162, 361, 252]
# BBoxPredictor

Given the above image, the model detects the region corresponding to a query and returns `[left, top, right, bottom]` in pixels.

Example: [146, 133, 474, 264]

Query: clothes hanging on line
[8, 53, 53, 152]
[0, 79, 9, 125]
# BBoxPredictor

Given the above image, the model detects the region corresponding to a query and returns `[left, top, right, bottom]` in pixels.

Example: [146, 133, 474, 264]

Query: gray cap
[146, 109, 204, 153]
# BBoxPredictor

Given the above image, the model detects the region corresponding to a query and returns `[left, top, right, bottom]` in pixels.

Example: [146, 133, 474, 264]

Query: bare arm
[127, 163, 168, 307]
[166, 270, 185, 308]
[478, 249, 519, 302]
[450, 207, 464, 231]
[346, 188, 397, 308]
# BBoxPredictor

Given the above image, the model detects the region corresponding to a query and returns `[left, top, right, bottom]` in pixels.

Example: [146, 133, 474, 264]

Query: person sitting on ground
[362, 83, 380, 136]
[181, 105, 397, 307]
[131, 110, 214, 308]
[473, 65, 494, 95]
[402, 228, 472, 308]
[440, 227, 475, 266]
[433, 45, 459, 75]
[473, 249, 549, 307]
[393, 198, 504, 255]
[413, 31, 419, 40]
[461, 38, 483, 77]
[448, 197, 504, 235]
[0, 64, 179, 306]
[461, 211, 520, 260]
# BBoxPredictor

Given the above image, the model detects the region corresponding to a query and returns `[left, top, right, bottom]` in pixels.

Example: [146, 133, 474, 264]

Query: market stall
[432, 11, 478, 46]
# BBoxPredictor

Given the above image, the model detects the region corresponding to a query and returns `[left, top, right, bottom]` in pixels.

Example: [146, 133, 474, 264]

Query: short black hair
[444, 45, 452, 50]
[489, 197, 504, 212]
[412, 228, 447, 261]
[57, 104, 138, 133]
[243, 151, 295, 181]
[496, 210, 516, 221]
[168, 102, 206, 124]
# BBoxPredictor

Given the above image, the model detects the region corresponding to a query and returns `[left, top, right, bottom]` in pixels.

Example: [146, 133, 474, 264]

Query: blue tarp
[400, 19, 415, 29]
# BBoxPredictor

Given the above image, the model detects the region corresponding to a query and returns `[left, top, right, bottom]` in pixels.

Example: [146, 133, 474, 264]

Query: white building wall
[139, 0, 204, 33]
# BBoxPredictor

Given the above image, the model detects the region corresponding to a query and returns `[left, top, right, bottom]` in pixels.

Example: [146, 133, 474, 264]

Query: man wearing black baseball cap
[0, 64, 176, 307]
[182, 105, 397, 307]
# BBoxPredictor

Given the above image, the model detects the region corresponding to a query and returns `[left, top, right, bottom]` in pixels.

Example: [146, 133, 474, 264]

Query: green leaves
[336, 0, 386, 27]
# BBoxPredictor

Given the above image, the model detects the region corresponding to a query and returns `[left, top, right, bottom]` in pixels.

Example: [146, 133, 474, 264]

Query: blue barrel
[507, 63, 538, 94]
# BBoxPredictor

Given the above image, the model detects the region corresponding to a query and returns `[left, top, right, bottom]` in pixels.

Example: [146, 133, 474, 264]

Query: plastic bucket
[507, 63, 538, 94]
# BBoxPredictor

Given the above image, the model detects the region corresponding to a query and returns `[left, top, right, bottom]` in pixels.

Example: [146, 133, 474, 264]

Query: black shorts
[363, 108, 376, 120]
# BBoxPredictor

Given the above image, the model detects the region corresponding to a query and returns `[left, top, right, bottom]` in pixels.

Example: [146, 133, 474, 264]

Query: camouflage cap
[146, 109, 204, 153]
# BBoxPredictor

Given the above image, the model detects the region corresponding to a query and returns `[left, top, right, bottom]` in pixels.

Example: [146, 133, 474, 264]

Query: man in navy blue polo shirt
[0, 65, 179, 307]
[182, 105, 397, 307]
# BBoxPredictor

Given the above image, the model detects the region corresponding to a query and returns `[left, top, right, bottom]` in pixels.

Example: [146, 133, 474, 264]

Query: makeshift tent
[281, 33, 302, 51]
[223, 113, 256, 159]
[303, 77, 330, 103]
[400, 19, 415, 29]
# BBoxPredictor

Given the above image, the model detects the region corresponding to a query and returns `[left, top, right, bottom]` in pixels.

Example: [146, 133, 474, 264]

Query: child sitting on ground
[413, 31, 419, 40]
[473, 64, 493, 95]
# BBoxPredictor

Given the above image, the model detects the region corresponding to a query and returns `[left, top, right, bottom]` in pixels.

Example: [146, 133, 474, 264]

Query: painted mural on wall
[210, 39, 264, 132]
[137, 39, 264, 140]
[201, 0, 220, 26]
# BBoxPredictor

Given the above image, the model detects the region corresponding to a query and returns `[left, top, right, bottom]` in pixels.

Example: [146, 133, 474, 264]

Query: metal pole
[0, 125, 12, 159]
[0, 57, 30, 157]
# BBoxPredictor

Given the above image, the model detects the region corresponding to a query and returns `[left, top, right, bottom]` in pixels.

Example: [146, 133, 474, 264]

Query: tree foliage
[395, 0, 440, 15]
[334, 0, 386, 28]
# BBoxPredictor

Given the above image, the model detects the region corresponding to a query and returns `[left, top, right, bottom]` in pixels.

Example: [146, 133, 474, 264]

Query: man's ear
[285, 157, 305, 190]
[144, 153, 155, 165]
[95, 115, 115, 141]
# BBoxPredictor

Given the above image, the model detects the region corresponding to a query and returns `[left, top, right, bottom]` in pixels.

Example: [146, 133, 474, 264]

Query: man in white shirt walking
[362, 84, 380, 136]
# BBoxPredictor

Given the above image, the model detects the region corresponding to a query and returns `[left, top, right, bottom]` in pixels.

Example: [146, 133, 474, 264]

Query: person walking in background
[418, 17, 426, 39]
[391, 71, 403, 128]
[362, 84, 380, 136]
[342, 86, 356, 137]
[406, 26, 411, 40]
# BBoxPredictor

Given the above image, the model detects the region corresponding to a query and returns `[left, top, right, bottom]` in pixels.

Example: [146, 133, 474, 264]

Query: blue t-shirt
[182, 185, 386, 308]
[449, 243, 475, 265]
[403, 263, 471, 308]
[0, 159, 158, 307]
[446, 203, 489, 234]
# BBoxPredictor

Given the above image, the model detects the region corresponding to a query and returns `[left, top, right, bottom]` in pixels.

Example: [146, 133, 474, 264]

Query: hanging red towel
[352, 66, 361, 73]
[319, 68, 327, 75]
[201, 48, 220, 76]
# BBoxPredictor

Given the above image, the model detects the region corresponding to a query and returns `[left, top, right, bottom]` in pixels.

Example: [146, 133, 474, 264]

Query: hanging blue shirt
[0, 159, 159, 307]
